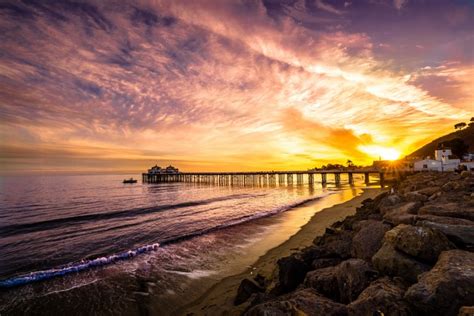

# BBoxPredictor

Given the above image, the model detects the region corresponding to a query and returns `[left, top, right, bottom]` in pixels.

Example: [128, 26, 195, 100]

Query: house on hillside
[414, 159, 443, 171]
[461, 162, 474, 171]
[462, 153, 474, 161]
[414, 148, 460, 171]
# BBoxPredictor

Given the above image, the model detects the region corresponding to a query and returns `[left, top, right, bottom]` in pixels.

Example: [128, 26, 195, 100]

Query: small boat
[123, 178, 137, 184]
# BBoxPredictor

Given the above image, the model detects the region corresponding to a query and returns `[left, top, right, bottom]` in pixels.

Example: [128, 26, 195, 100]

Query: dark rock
[442, 181, 462, 192]
[378, 194, 402, 210]
[460, 171, 471, 178]
[305, 259, 378, 304]
[372, 243, 430, 283]
[325, 227, 338, 235]
[383, 224, 407, 244]
[417, 221, 474, 250]
[367, 213, 384, 221]
[351, 220, 391, 261]
[404, 192, 428, 202]
[416, 215, 474, 226]
[235, 278, 264, 305]
[392, 225, 455, 264]
[405, 250, 474, 316]
[416, 187, 441, 196]
[335, 259, 378, 303]
[311, 258, 342, 270]
[300, 245, 322, 263]
[382, 202, 421, 226]
[248, 292, 273, 308]
[429, 192, 442, 201]
[245, 288, 348, 316]
[276, 255, 309, 293]
[311, 229, 353, 260]
[361, 198, 375, 206]
[305, 266, 339, 301]
[418, 203, 474, 221]
[254, 274, 266, 287]
[458, 306, 474, 316]
[348, 277, 410, 316]
[340, 214, 364, 231]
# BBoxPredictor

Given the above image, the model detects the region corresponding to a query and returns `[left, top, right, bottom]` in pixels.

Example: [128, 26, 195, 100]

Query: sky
[0, 0, 473, 174]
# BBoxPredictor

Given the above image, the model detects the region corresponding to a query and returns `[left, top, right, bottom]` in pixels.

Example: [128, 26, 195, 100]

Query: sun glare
[359, 145, 401, 161]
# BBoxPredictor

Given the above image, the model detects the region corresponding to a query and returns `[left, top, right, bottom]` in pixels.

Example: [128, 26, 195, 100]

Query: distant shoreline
[176, 188, 384, 315]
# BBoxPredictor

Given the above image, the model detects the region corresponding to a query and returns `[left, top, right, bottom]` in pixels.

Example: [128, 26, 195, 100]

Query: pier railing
[142, 170, 408, 187]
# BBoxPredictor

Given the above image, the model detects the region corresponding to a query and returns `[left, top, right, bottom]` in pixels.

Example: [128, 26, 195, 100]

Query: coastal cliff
[234, 172, 474, 316]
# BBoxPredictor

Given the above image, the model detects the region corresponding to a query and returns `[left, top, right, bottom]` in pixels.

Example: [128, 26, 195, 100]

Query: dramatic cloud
[0, 0, 472, 174]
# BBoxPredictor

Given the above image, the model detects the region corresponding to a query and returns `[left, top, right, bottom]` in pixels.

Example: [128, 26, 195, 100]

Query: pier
[142, 170, 407, 187]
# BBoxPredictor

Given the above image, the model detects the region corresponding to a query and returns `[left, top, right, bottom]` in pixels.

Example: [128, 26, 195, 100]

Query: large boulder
[372, 243, 430, 283]
[311, 258, 342, 270]
[275, 255, 309, 293]
[311, 229, 353, 260]
[391, 225, 455, 264]
[442, 181, 462, 192]
[348, 277, 410, 316]
[404, 191, 428, 202]
[335, 259, 378, 303]
[235, 278, 264, 305]
[405, 250, 474, 316]
[244, 288, 347, 316]
[383, 224, 408, 244]
[351, 220, 391, 261]
[378, 194, 402, 211]
[458, 306, 474, 316]
[418, 221, 474, 250]
[416, 215, 474, 226]
[305, 266, 339, 301]
[305, 259, 378, 304]
[382, 202, 421, 226]
[416, 187, 441, 196]
[418, 203, 474, 221]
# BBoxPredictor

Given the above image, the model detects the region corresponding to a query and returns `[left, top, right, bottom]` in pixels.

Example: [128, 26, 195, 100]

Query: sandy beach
[176, 188, 384, 316]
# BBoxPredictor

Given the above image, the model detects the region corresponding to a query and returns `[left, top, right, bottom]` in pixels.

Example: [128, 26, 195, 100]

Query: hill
[408, 124, 474, 159]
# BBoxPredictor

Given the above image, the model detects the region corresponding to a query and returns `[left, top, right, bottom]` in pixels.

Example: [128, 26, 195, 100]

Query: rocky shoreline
[233, 172, 474, 316]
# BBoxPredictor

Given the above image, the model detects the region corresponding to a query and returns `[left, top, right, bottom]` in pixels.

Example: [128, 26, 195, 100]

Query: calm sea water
[0, 173, 370, 314]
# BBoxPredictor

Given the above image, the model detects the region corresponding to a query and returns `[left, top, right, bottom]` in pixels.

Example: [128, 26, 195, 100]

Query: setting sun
[359, 145, 401, 161]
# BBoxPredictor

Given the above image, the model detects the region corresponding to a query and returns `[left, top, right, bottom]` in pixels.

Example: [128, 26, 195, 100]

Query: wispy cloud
[0, 0, 472, 173]
[315, 0, 345, 15]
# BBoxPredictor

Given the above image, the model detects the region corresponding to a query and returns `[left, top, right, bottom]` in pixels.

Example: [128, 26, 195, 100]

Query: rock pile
[235, 171, 474, 316]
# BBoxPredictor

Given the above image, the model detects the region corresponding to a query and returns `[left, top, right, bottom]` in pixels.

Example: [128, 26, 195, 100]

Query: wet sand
[175, 187, 384, 316]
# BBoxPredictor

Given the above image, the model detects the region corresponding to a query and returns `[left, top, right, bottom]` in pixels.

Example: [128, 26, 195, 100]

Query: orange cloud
[0, 1, 471, 174]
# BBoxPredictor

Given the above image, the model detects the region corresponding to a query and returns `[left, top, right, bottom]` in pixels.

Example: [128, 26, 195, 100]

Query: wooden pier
[142, 170, 406, 187]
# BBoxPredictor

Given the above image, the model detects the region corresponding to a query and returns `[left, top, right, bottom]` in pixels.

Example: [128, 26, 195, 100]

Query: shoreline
[176, 187, 384, 316]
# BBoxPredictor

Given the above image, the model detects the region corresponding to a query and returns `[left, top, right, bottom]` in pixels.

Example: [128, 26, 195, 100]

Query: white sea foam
[0, 243, 160, 288]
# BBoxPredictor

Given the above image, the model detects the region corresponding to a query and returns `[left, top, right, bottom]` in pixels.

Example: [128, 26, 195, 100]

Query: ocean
[0, 173, 372, 315]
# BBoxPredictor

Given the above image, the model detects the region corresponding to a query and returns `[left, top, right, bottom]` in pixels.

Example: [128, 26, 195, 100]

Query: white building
[414, 159, 443, 171]
[462, 153, 474, 161]
[414, 148, 461, 172]
[461, 161, 474, 171]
